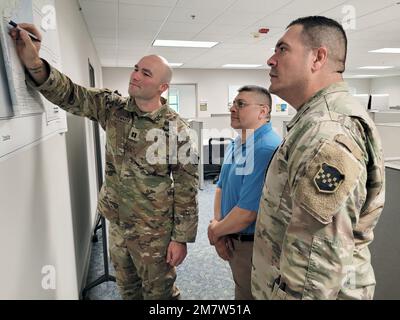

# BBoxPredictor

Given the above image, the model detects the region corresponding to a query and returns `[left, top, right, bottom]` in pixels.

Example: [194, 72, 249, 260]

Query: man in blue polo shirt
[208, 85, 281, 300]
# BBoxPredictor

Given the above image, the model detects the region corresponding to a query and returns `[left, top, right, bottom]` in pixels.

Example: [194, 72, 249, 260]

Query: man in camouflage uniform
[10, 24, 198, 299]
[252, 16, 385, 300]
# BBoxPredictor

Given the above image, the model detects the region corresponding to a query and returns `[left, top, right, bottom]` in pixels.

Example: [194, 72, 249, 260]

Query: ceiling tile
[78, 0, 400, 74]
[118, 3, 173, 21]
[79, 0, 118, 18]
[120, 0, 178, 6]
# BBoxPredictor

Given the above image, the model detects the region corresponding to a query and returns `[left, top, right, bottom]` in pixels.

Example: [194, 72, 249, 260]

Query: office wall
[375, 124, 400, 159]
[104, 67, 370, 110]
[0, 135, 77, 299]
[103, 67, 371, 137]
[103, 67, 275, 116]
[370, 76, 400, 107]
[346, 78, 371, 95]
[103, 67, 371, 114]
[0, 0, 102, 299]
[55, 0, 104, 295]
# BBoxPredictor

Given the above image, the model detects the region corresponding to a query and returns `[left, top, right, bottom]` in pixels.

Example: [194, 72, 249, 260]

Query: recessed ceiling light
[153, 39, 218, 48]
[359, 66, 394, 70]
[168, 63, 183, 67]
[222, 64, 262, 68]
[369, 48, 400, 53]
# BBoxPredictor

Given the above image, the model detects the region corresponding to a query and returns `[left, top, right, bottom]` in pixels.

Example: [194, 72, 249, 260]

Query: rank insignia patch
[128, 127, 140, 141]
[314, 163, 345, 193]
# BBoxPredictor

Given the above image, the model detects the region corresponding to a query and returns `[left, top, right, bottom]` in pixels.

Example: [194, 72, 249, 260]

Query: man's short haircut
[238, 85, 272, 119]
[238, 85, 272, 107]
[287, 16, 347, 73]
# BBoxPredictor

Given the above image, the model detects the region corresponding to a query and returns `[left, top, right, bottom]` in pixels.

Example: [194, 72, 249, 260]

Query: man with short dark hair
[252, 16, 385, 300]
[208, 85, 281, 300]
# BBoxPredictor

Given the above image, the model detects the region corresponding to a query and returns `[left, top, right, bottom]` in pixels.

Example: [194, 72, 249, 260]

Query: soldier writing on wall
[9, 23, 198, 300]
[252, 16, 385, 300]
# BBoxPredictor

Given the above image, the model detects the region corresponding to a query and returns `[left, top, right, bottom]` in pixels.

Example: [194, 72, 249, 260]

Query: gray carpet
[84, 179, 234, 300]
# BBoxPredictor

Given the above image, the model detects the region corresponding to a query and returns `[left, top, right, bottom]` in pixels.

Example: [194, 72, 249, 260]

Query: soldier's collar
[124, 96, 168, 122]
[286, 81, 349, 131]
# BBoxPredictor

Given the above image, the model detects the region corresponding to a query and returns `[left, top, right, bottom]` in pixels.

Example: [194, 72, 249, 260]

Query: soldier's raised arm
[9, 22, 123, 128]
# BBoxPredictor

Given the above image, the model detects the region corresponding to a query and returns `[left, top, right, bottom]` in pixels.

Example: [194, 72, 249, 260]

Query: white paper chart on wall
[0, 0, 44, 116]
[0, 0, 65, 122]
[0, 0, 67, 160]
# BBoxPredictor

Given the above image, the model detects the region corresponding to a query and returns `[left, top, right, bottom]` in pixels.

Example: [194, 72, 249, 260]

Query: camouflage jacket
[252, 82, 385, 299]
[26, 61, 199, 243]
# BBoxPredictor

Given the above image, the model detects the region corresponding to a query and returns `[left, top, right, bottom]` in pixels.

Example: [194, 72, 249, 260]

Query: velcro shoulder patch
[314, 163, 345, 193]
[294, 139, 362, 224]
[334, 134, 363, 161]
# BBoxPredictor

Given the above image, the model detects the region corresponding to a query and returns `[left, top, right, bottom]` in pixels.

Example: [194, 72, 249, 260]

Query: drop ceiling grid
[78, 0, 400, 75]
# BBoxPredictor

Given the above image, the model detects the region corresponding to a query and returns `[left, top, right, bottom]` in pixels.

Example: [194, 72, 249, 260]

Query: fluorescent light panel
[352, 75, 378, 78]
[153, 39, 218, 48]
[359, 66, 394, 69]
[353, 94, 388, 97]
[222, 64, 262, 68]
[168, 63, 183, 67]
[369, 48, 400, 53]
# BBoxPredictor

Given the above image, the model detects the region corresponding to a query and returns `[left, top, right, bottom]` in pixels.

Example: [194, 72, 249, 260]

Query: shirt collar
[234, 122, 272, 145]
[124, 96, 168, 122]
[286, 81, 349, 132]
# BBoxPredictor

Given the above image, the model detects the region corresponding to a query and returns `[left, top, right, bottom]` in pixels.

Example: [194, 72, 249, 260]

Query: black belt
[228, 233, 254, 242]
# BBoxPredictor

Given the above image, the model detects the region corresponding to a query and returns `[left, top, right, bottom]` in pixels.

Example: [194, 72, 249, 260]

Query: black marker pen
[8, 20, 41, 42]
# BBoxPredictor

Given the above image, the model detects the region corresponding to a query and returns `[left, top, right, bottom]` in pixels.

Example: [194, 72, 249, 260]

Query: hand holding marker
[8, 20, 41, 42]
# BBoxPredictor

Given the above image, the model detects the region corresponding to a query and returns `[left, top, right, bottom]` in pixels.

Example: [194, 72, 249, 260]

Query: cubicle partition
[370, 122, 400, 299]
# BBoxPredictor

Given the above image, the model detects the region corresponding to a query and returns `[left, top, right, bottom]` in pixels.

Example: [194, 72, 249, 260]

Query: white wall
[169, 84, 197, 119]
[103, 67, 371, 114]
[370, 76, 400, 107]
[346, 78, 371, 95]
[376, 124, 400, 159]
[102, 67, 292, 137]
[0, 135, 77, 299]
[103, 67, 279, 116]
[0, 0, 102, 299]
[173, 68, 275, 117]
[102, 67, 372, 138]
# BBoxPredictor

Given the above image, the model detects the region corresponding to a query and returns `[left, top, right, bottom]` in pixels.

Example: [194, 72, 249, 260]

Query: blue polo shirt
[216, 122, 281, 235]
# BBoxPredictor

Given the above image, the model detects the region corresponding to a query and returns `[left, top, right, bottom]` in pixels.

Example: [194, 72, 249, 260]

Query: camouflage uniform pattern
[252, 82, 385, 300]
[26, 61, 199, 299]
[109, 221, 180, 299]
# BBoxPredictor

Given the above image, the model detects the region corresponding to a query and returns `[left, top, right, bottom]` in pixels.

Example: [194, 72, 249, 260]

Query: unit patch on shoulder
[313, 163, 345, 193]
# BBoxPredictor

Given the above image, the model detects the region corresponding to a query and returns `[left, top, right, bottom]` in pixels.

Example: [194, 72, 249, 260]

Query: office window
[168, 88, 179, 113]
[167, 84, 197, 118]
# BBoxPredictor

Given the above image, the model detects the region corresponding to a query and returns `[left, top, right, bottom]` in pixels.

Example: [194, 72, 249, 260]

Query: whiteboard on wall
[0, 0, 67, 160]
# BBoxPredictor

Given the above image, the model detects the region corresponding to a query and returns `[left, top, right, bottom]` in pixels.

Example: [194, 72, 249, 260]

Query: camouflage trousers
[108, 221, 180, 300]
